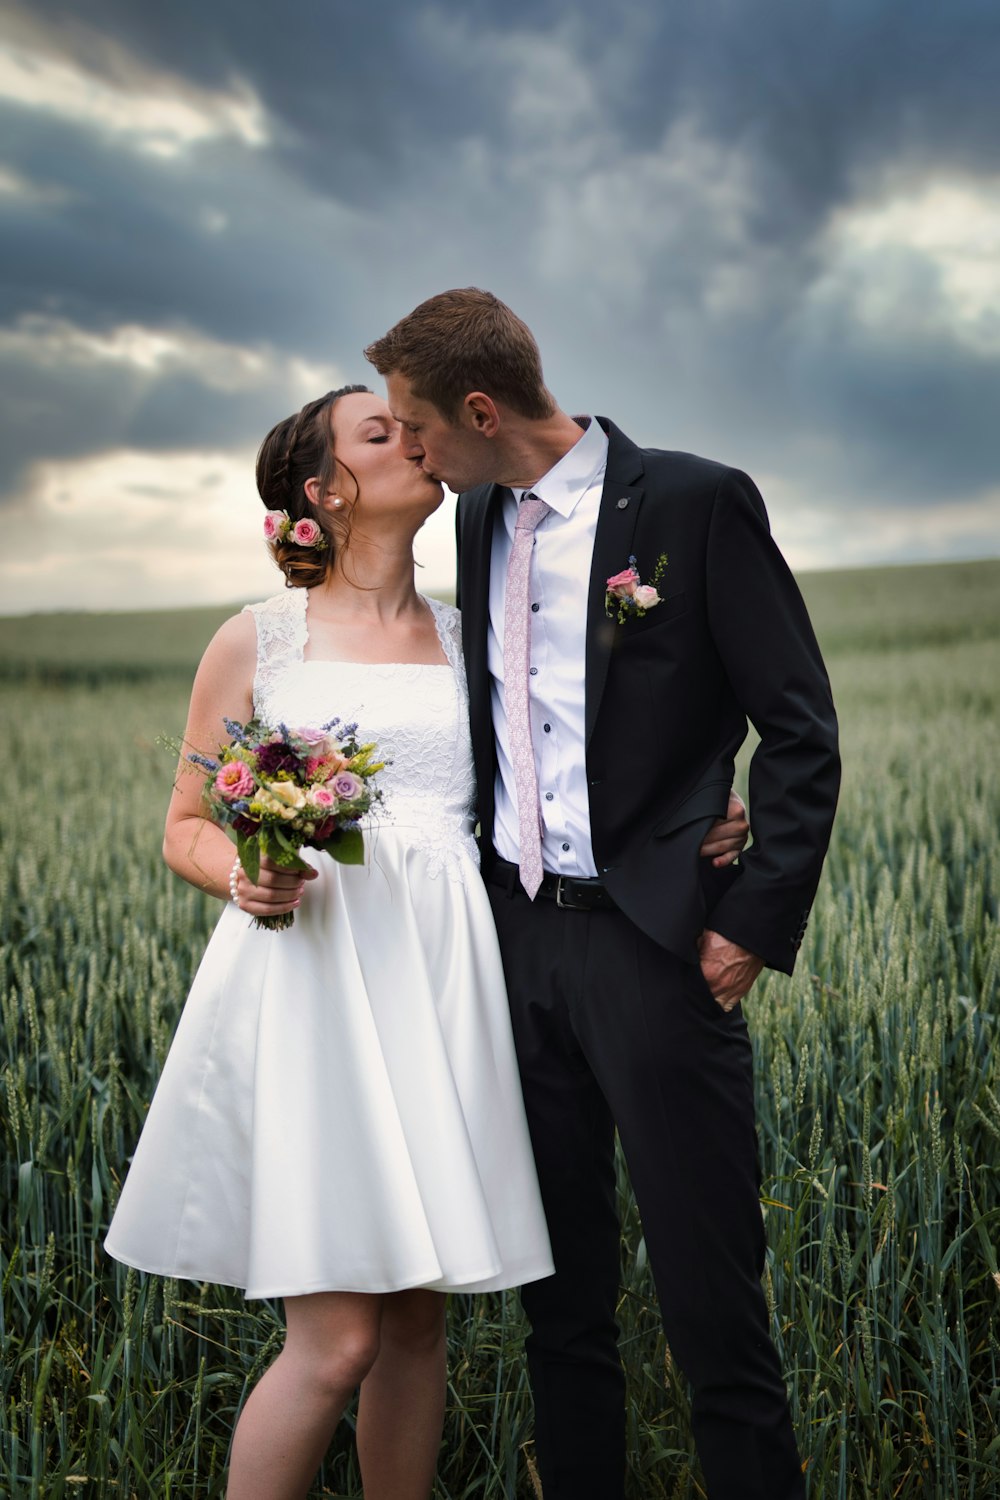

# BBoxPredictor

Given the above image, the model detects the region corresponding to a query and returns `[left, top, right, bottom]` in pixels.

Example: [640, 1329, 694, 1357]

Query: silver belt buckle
[555, 876, 571, 909]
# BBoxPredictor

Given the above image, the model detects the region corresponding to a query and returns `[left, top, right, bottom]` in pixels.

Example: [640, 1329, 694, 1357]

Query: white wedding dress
[105, 589, 553, 1299]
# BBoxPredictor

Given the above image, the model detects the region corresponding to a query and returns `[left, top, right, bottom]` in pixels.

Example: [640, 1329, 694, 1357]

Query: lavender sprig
[188, 752, 221, 772]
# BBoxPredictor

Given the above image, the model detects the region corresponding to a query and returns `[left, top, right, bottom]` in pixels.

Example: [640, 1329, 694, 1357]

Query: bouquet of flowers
[189, 716, 386, 930]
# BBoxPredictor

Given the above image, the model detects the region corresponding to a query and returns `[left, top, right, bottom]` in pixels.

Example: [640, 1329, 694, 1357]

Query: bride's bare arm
[164, 614, 319, 916]
[163, 612, 258, 900]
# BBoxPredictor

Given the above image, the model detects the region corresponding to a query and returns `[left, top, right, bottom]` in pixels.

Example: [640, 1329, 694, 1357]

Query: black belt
[489, 857, 618, 912]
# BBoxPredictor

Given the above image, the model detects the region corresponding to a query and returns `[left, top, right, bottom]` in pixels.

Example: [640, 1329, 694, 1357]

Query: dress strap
[243, 588, 309, 718]
[425, 596, 466, 684]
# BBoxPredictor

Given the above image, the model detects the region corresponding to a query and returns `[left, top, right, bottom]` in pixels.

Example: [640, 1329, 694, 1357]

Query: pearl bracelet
[229, 855, 242, 905]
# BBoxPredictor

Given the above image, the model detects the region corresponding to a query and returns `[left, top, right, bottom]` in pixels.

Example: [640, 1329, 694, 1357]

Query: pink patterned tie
[503, 492, 550, 898]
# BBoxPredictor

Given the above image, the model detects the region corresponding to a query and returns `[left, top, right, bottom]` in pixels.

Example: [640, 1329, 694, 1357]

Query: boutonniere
[604, 553, 668, 624]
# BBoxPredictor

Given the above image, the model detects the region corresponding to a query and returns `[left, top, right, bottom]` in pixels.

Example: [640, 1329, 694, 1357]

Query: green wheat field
[2, 558, 999, 1499]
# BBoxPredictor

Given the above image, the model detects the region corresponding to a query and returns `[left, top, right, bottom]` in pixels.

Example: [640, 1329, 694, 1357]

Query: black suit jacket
[456, 418, 840, 975]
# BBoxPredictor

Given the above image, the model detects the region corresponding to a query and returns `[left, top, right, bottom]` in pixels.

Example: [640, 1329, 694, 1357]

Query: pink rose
[332, 771, 364, 801]
[633, 585, 661, 610]
[263, 509, 287, 541]
[215, 761, 255, 800]
[308, 786, 337, 809]
[292, 517, 321, 547]
[606, 566, 640, 600]
[296, 726, 328, 746]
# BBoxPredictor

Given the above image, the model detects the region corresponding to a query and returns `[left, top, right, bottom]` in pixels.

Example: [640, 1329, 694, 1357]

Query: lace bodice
[243, 589, 478, 879]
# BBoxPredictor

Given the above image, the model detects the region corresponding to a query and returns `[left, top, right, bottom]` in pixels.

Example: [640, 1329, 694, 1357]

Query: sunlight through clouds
[0, 316, 344, 394]
[0, 316, 352, 408]
[0, 36, 269, 156]
[0, 445, 459, 613]
[1, 447, 278, 610]
[807, 176, 1000, 356]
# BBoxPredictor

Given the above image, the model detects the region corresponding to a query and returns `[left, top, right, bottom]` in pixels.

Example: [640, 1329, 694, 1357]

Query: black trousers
[487, 877, 805, 1500]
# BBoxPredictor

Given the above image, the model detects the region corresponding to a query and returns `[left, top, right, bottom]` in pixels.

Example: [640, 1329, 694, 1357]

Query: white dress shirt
[488, 416, 608, 877]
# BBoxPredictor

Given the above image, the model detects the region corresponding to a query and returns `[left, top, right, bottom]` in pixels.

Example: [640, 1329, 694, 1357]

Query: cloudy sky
[1, 0, 998, 614]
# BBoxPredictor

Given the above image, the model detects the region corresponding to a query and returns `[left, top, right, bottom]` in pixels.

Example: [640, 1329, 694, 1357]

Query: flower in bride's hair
[263, 509, 289, 541]
[292, 517, 323, 547]
[215, 761, 255, 801]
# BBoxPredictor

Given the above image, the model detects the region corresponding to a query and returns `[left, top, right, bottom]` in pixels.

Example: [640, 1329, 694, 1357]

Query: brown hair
[255, 385, 371, 588]
[364, 288, 555, 421]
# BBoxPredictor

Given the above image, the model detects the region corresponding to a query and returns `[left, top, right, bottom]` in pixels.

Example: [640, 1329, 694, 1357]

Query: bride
[105, 385, 747, 1500]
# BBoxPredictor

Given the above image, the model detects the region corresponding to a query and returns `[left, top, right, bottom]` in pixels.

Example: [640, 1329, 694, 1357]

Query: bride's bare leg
[356, 1289, 447, 1500]
[227, 1291, 382, 1500]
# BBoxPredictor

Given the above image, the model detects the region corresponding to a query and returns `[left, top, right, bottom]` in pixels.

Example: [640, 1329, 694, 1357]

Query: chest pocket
[616, 588, 688, 640]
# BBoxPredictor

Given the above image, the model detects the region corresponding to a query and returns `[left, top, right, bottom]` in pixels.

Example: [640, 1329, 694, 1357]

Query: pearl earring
[332, 497, 344, 509]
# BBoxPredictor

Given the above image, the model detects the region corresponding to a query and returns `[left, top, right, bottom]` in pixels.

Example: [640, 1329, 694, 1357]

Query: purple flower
[188, 752, 220, 771]
[255, 742, 302, 777]
[332, 772, 364, 801]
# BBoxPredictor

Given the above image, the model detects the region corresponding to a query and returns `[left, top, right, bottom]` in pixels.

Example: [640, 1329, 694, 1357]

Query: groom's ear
[463, 392, 500, 438]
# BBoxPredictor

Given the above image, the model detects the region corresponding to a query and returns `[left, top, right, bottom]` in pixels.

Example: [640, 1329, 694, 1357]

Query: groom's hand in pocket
[697, 929, 763, 1013]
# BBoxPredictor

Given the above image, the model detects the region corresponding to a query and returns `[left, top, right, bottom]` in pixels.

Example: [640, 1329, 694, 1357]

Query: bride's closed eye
[368, 436, 389, 444]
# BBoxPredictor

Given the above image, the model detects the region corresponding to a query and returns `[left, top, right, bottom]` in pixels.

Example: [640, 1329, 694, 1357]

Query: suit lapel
[585, 422, 645, 745]
[458, 482, 505, 791]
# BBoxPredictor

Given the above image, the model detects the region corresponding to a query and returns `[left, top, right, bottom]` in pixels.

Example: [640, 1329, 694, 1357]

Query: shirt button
[531, 602, 540, 612]
[529, 666, 538, 675]
[545, 792, 554, 801]
[561, 842, 571, 851]
[543, 723, 551, 733]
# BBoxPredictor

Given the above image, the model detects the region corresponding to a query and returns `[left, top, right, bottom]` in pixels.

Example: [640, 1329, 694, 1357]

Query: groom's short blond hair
[364, 288, 555, 422]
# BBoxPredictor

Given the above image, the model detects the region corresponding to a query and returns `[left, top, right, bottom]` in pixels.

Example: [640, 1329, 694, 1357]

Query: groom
[366, 289, 839, 1500]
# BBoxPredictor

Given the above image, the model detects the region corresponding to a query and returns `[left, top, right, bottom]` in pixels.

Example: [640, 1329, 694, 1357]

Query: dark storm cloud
[619, 2, 1000, 205]
[19, 0, 1000, 209]
[0, 111, 346, 344]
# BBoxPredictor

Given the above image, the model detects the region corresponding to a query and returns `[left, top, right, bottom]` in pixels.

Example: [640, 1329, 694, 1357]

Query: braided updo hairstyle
[256, 384, 372, 588]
